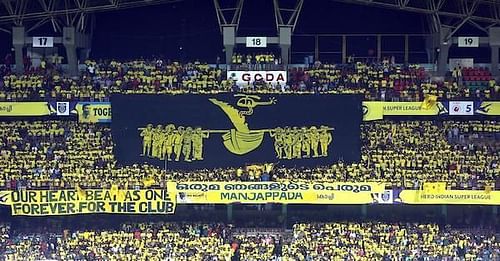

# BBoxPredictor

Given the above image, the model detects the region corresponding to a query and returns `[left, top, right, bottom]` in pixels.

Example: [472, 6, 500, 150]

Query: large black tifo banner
[111, 94, 362, 169]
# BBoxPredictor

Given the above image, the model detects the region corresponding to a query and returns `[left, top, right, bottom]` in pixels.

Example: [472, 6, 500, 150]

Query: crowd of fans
[0, 120, 497, 190]
[231, 53, 279, 65]
[1, 59, 498, 101]
[283, 222, 499, 260]
[0, 222, 233, 261]
[0, 221, 498, 260]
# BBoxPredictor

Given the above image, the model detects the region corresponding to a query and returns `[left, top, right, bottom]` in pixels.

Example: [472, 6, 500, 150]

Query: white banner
[227, 71, 287, 85]
[449, 58, 474, 69]
[449, 101, 474, 115]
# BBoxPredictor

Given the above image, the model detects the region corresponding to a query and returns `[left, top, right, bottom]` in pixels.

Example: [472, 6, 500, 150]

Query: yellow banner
[75, 102, 111, 123]
[475, 101, 500, 116]
[0, 189, 176, 216]
[398, 190, 500, 205]
[0, 102, 51, 116]
[175, 182, 385, 204]
[363, 101, 447, 121]
[362, 102, 384, 121]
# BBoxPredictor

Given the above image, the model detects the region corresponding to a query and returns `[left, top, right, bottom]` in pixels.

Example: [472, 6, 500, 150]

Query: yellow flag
[421, 95, 438, 110]
[75, 184, 86, 200]
[485, 185, 492, 194]
[142, 177, 156, 188]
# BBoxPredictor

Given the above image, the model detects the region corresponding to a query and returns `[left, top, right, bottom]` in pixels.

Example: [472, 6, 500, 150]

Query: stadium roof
[0, 0, 182, 33]
[334, 0, 500, 35]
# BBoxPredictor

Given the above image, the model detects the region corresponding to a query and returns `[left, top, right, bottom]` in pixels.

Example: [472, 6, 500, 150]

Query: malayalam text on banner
[0, 102, 52, 116]
[175, 182, 385, 204]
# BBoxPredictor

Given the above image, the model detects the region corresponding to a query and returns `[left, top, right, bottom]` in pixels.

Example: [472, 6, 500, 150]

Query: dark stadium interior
[0, 0, 499, 260]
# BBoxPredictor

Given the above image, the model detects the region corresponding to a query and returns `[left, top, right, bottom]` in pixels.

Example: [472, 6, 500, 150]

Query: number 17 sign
[32, 37, 54, 48]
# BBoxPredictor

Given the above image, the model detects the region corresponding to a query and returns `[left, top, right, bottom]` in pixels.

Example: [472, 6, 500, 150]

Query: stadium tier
[0, 221, 498, 260]
[0, 61, 498, 101]
[0, 120, 497, 190]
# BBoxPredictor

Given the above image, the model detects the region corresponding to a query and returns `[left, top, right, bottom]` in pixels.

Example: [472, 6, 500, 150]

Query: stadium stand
[0, 120, 497, 190]
[1, 61, 498, 101]
[231, 53, 278, 65]
[2, 1, 500, 261]
[282, 222, 499, 260]
[0, 221, 498, 260]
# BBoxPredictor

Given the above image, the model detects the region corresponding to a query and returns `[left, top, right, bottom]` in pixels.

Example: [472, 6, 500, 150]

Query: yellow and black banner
[111, 94, 363, 169]
[0, 102, 52, 116]
[175, 181, 385, 204]
[0, 189, 176, 216]
[363, 101, 447, 121]
[397, 189, 500, 205]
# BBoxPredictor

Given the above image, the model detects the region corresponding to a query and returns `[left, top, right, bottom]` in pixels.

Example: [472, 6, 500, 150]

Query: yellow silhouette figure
[270, 127, 284, 159]
[292, 127, 303, 159]
[162, 124, 176, 161]
[310, 126, 320, 158]
[319, 126, 333, 157]
[283, 127, 293, 159]
[192, 127, 209, 160]
[301, 127, 311, 158]
[173, 126, 185, 161]
[209, 95, 276, 155]
[151, 125, 163, 159]
[182, 127, 193, 162]
[140, 124, 153, 156]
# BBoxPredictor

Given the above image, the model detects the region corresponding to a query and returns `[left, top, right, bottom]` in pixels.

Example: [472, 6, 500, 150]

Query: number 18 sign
[246, 37, 267, 48]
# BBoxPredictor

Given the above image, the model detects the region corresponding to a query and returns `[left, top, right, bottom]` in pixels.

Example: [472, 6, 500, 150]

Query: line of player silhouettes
[140, 124, 209, 162]
[270, 126, 333, 159]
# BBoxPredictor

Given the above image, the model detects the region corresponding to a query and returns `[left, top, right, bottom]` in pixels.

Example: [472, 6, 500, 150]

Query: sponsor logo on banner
[475, 101, 500, 116]
[449, 101, 474, 115]
[227, 71, 287, 85]
[372, 190, 394, 204]
[56, 102, 70, 116]
[398, 190, 500, 205]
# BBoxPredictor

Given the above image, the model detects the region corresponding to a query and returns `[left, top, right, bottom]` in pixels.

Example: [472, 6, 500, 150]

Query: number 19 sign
[458, 37, 479, 48]
[246, 37, 267, 48]
[32, 37, 54, 48]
